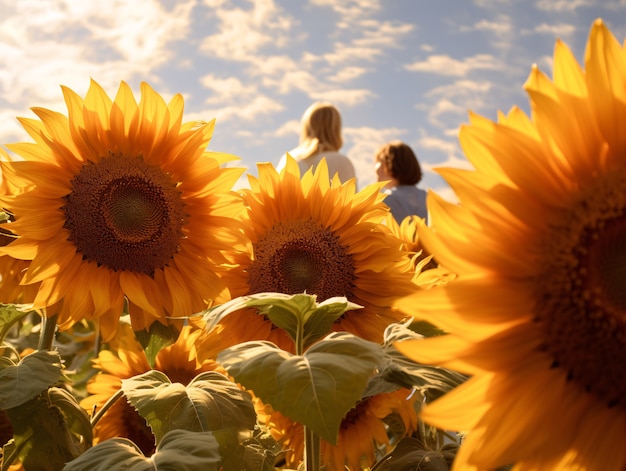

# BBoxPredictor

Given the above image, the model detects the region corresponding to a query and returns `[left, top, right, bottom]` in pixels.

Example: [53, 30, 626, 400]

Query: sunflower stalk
[304, 426, 321, 471]
[89, 389, 124, 428]
[37, 312, 58, 351]
[296, 315, 321, 471]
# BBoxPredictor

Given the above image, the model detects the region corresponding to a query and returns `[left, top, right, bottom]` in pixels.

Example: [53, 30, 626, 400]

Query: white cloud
[310, 88, 375, 107]
[272, 119, 301, 138]
[322, 43, 386, 65]
[424, 79, 493, 123]
[352, 20, 414, 48]
[199, 0, 293, 61]
[405, 53, 502, 76]
[200, 75, 259, 104]
[310, 0, 382, 24]
[533, 23, 577, 37]
[200, 95, 285, 123]
[535, 0, 595, 11]
[0, 0, 195, 148]
[417, 135, 460, 157]
[328, 66, 369, 83]
[475, 18, 512, 34]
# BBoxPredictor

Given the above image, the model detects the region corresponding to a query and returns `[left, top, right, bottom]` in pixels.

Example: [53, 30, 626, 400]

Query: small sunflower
[261, 389, 418, 470]
[218, 156, 416, 350]
[396, 20, 626, 470]
[0, 80, 245, 339]
[81, 322, 222, 455]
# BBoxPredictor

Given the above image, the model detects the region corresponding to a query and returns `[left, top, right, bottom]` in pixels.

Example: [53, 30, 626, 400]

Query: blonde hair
[296, 102, 343, 160]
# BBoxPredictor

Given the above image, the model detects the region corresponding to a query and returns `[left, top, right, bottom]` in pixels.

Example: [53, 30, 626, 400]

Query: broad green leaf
[213, 426, 279, 471]
[365, 322, 467, 401]
[372, 437, 451, 471]
[217, 341, 287, 400]
[121, 370, 255, 445]
[301, 296, 361, 349]
[133, 322, 179, 369]
[246, 293, 317, 344]
[0, 350, 64, 409]
[63, 429, 221, 471]
[0, 304, 35, 344]
[202, 292, 361, 353]
[1, 439, 17, 471]
[7, 391, 83, 470]
[48, 387, 93, 447]
[218, 332, 382, 444]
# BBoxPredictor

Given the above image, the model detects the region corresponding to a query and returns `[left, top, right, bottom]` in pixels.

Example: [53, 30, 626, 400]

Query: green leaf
[48, 387, 93, 448]
[364, 322, 467, 401]
[372, 437, 451, 471]
[63, 429, 222, 471]
[7, 390, 83, 470]
[0, 304, 35, 344]
[121, 370, 256, 446]
[301, 296, 361, 349]
[218, 332, 382, 444]
[0, 350, 64, 409]
[246, 293, 317, 344]
[213, 426, 279, 471]
[133, 322, 179, 369]
[1, 440, 17, 471]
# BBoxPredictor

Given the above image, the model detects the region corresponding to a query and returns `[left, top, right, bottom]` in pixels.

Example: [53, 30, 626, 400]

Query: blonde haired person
[277, 102, 356, 183]
[375, 140, 428, 224]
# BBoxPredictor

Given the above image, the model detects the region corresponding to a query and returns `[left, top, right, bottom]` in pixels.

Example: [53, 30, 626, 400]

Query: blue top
[383, 185, 428, 224]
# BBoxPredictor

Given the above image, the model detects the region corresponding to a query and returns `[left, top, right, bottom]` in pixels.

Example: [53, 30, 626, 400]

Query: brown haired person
[375, 140, 428, 223]
[277, 102, 356, 183]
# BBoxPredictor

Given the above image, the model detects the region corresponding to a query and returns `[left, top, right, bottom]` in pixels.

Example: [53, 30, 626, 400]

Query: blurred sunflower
[0, 80, 245, 339]
[0, 246, 36, 305]
[396, 20, 626, 471]
[217, 156, 416, 350]
[385, 214, 453, 289]
[0, 150, 37, 305]
[260, 388, 418, 470]
[81, 322, 222, 455]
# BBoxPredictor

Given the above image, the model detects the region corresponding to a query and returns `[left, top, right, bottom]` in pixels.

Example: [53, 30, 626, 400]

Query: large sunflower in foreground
[0, 80, 245, 339]
[217, 156, 416, 350]
[81, 322, 222, 455]
[260, 388, 419, 470]
[396, 20, 626, 471]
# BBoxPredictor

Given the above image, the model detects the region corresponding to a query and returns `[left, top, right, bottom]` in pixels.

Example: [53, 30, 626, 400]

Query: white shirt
[277, 151, 356, 184]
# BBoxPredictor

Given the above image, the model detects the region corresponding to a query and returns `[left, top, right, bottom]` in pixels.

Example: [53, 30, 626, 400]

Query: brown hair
[375, 140, 422, 185]
[297, 102, 343, 160]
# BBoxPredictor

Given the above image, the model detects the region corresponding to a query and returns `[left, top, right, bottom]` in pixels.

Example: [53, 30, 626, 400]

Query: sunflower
[260, 388, 418, 470]
[0, 80, 245, 339]
[395, 20, 626, 471]
[81, 322, 222, 455]
[217, 156, 416, 350]
[385, 214, 453, 289]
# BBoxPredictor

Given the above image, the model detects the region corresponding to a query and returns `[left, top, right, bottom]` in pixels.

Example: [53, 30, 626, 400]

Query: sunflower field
[0, 18, 623, 471]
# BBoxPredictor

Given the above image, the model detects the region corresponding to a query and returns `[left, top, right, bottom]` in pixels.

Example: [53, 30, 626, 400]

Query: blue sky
[1, 0, 625, 200]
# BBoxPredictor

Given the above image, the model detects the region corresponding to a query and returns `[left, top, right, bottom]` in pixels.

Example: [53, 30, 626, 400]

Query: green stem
[304, 426, 321, 471]
[37, 312, 58, 351]
[90, 389, 124, 428]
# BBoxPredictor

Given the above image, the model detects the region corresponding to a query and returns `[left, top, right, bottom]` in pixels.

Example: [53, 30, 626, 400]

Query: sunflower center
[247, 218, 355, 301]
[62, 153, 186, 276]
[534, 171, 626, 408]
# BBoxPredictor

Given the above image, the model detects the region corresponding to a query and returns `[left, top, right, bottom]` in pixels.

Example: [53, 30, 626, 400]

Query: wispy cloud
[535, 0, 596, 11]
[0, 0, 194, 142]
[405, 53, 502, 76]
[199, 0, 293, 61]
[533, 22, 577, 38]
